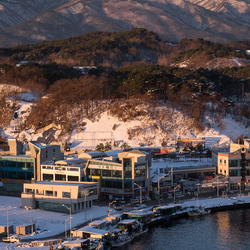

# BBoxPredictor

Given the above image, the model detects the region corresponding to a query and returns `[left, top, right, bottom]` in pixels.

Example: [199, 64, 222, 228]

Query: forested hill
[0, 29, 250, 143]
[0, 28, 250, 68]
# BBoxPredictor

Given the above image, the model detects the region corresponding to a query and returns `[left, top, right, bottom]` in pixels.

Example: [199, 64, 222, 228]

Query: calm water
[122, 209, 250, 250]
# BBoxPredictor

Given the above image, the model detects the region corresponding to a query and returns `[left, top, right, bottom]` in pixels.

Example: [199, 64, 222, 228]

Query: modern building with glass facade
[212, 140, 250, 190]
[0, 139, 64, 191]
[21, 181, 98, 214]
[86, 150, 151, 201]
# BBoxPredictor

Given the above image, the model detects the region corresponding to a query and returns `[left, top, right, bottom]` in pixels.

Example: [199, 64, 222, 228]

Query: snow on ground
[0, 196, 111, 240]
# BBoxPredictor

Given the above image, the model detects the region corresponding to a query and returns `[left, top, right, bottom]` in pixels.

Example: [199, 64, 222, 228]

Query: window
[46, 190, 53, 196]
[78, 203, 80, 210]
[229, 169, 241, 176]
[112, 170, 122, 178]
[229, 160, 241, 167]
[68, 176, 79, 182]
[55, 174, 66, 181]
[43, 174, 53, 181]
[220, 159, 222, 164]
[62, 192, 71, 198]
[224, 160, 226, 165]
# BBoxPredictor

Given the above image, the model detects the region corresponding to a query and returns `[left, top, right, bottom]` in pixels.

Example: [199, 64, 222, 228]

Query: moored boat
[187, 206, 211, 217]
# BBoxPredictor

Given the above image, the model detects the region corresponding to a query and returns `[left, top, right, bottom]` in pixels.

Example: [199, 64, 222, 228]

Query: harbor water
[122, 208, 250, 250]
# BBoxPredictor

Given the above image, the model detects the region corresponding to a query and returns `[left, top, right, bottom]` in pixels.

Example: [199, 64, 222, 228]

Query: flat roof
[27, 181, 96, 187]
[118, 219, 137, 224]
[75, 226, 110, 235]
[30, 141, 46, 149]
[2, 154, 32, 158]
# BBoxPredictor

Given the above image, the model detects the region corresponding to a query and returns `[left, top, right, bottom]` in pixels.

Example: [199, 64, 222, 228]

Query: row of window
[42, 166, 80, 171]
[0, 170, 33, 180]
[219, 159, 250, 167]
[88, 169, 122, 179]
[42, 174, 79, 182]
[0, 161, 34, 169]
[89, 160, 120, 167]
[229, 169, 242, 176]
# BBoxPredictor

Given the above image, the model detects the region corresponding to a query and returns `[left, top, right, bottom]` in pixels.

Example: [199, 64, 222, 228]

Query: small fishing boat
[187, 206, 211, 217]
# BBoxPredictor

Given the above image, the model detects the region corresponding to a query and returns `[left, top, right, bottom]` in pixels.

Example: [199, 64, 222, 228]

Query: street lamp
[108, 201, 116, 216]
[6, 207, 9, 239]
[64, 217, 70, 238]
[5, 206, 16, 239]
[134, 182, 142, 204]
[84, 190, 93, 220]
[62, 204, 72, 237]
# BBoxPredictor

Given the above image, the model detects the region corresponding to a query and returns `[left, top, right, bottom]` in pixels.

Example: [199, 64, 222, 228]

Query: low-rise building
[85, 150, 151, 201]
[212, 139, 250, 190]
[21, 181, 98, 214]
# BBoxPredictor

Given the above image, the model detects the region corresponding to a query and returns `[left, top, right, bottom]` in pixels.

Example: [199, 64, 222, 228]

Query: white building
[21, 181, 99, 214]
[41, 158, 87, 182]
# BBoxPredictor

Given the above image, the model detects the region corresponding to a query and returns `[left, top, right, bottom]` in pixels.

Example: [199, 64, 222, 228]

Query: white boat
[187, 206, 211, 217]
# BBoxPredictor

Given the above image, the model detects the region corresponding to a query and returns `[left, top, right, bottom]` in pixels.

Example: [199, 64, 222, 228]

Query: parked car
[2, 235, 20, 243]
[134, 204, 147, 210]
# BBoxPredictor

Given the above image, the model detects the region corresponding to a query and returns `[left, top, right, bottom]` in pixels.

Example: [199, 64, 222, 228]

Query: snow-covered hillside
[1, 92, 248, 151]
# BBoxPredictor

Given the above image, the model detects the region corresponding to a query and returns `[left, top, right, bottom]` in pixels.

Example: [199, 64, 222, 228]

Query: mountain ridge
[0, 0, 250, 47]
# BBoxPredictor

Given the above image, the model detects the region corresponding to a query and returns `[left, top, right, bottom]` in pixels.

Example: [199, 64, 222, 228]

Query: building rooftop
[29, 141, 46, 149]
[75, 225, 110, 236]
[30, 181, 95, 187]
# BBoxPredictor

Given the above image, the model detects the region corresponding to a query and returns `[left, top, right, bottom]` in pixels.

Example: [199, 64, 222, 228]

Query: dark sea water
[121, 209, 250, 250]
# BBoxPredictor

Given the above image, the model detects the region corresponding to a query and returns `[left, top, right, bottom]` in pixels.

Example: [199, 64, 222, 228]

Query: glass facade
[88, 161, 123, 189]
[124, 158, 132, 188]
[0, 157, 34, 180]
[36, 201, 71, 213]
